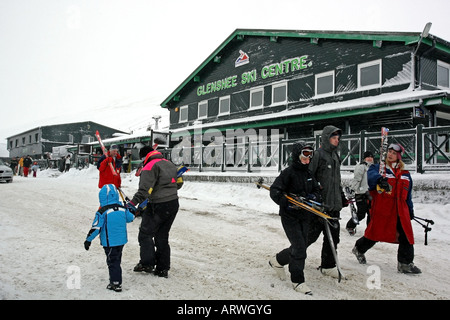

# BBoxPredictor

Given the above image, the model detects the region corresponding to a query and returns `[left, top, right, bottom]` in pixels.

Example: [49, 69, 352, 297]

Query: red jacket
[97, 153, 122, 188]
[364, 164, 414, 244]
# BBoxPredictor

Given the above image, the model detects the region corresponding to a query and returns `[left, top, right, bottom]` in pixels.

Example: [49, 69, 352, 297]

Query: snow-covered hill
[0, 167, 449, 301]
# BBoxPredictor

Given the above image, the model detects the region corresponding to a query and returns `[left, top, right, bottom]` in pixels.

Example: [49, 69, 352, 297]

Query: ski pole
[413, 216, 433, 245]
[117, 187, 130, 202]
[323, 219, 345, 282]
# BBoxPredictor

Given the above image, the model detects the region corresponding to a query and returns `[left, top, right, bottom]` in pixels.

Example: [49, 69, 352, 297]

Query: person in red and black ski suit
[352, 143, 421, 274]
[126, 146, 182, 278]
[97, 144, 122, 189]
[269, 141, 321, 295]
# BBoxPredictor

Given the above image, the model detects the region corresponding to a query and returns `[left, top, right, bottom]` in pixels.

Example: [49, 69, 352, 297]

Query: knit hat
[110, 144, 119, 150]
[363, 151, 374, 159]
[139, 145, 154, 159]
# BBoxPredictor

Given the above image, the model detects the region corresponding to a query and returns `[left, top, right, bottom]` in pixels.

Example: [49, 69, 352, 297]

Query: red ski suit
[97, 153, 122, 189]
[365, 164, 414, 245]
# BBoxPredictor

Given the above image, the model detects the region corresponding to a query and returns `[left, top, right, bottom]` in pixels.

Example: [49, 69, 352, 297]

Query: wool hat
[363, 151, 374, 159]
[139, 145, 154, 159]
[110, 144, 119, 150]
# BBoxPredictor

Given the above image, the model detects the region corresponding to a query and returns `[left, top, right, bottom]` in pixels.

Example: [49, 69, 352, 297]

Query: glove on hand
[126, 201, 137, 214]
[377, 177, 390, 190]
[84, 240, 91, 251]
[341, 192, 349, 207]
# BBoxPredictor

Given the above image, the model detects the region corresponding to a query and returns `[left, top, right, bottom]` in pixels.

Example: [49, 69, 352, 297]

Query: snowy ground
[1, 166, 449, 301]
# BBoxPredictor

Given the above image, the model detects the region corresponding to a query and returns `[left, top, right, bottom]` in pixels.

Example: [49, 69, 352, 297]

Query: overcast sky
[1, 0, 449, 144]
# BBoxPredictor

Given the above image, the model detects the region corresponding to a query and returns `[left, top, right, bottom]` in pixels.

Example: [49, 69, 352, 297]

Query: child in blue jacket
[84, 184, 135, 292]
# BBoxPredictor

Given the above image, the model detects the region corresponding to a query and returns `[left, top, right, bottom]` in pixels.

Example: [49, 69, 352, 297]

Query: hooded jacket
[350, 161, 372, 195]
[130, 150, 179, 205]
[270, 142, 321, 217]
[86, 184, 135, 247]
[309, 125, 343, 213]
[97, 152, 122, 189]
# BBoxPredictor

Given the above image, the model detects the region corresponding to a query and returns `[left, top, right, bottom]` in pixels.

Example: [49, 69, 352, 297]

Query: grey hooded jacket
[309, 125, 343, 213]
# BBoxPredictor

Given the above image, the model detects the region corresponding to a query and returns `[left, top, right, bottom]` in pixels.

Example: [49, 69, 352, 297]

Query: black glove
[341, 192, 349, 207]
[377, 177, 390, 190]
[280, 195, 289, 208]
[125, 201, 137, 215]
[410, 210, 415, 220]
[84, 240, 91, 251]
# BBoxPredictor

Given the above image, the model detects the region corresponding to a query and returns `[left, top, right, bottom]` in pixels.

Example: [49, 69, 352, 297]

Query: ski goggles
[300, 149, 314, 159]
[388, 143, 404, 154]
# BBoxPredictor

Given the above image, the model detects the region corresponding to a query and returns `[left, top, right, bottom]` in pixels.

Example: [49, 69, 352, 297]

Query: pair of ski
[255, 178, 345, 282]
[346, 126, 390, 225]
[95, 130, 119, 177]
[344, 186, 358, 225]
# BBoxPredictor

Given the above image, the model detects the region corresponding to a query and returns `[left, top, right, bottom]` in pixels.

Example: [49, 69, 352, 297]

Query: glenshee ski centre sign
[196, 55, 311, 97]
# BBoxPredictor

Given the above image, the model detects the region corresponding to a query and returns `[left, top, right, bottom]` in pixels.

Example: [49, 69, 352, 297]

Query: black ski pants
[103, 245, 124, 284]
[355, 217, 414, 264]
[276, 211, 310, 284]
[307, 211, 340, 269]
[138, 199, 179, 271]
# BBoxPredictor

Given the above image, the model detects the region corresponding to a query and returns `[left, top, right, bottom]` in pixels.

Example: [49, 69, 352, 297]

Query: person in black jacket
[126, 145, 181, 278]
[269, 141, 321, 295]
[22, 155, 33, 177]
[307, 125, 346, 279]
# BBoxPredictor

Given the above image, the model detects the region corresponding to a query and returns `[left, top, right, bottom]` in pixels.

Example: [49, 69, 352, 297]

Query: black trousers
[276, 211, 310, 283]
[104, 245, 124, 284]
[307, 211, 341, 269]
[355, 217, 414, 264]
[138, 199, 179, 271]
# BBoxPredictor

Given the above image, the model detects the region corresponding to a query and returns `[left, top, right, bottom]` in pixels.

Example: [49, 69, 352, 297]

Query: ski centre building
[160, 28, 450, 171]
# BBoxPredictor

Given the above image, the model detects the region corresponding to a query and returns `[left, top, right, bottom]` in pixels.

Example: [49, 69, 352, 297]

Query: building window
[219, 96, 230, 115]
[198, 100, 208, 119]
[179, 105, 188, 123]
[35, 133, 39, 142]
[15, 139, 18, 147]
[315, 70, 335, 97]
[437, 60, 450, 88]
[272, 82, 287, 105]
[250, 88, 264, 109]
[22, 137, 25, 145]
[358, 59, 382, 89]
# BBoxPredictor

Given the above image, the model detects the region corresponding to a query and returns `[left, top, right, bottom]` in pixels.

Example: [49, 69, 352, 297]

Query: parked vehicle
[0, 159, 13, 183]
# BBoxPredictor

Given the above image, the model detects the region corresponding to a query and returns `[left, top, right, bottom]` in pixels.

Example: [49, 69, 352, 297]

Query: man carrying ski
[346, 150, 374, 235]
[307, 125, 347, 279]
[269, 141, 321, 295]
[126, 145, 181, 278]
[97, 144, 122, 189]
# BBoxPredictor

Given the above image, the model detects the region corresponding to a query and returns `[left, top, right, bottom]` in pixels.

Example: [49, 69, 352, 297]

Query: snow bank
[1, 167, 449, 302]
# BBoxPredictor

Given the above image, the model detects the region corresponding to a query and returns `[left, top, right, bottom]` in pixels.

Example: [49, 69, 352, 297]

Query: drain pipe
[413, 22, 433, 91]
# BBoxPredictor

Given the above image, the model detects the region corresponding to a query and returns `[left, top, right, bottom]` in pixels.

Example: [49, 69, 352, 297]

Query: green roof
[160, 28, 450, 108]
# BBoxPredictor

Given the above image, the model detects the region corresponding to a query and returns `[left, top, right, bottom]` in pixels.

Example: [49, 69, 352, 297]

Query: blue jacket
[86, 184, 135, 247]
